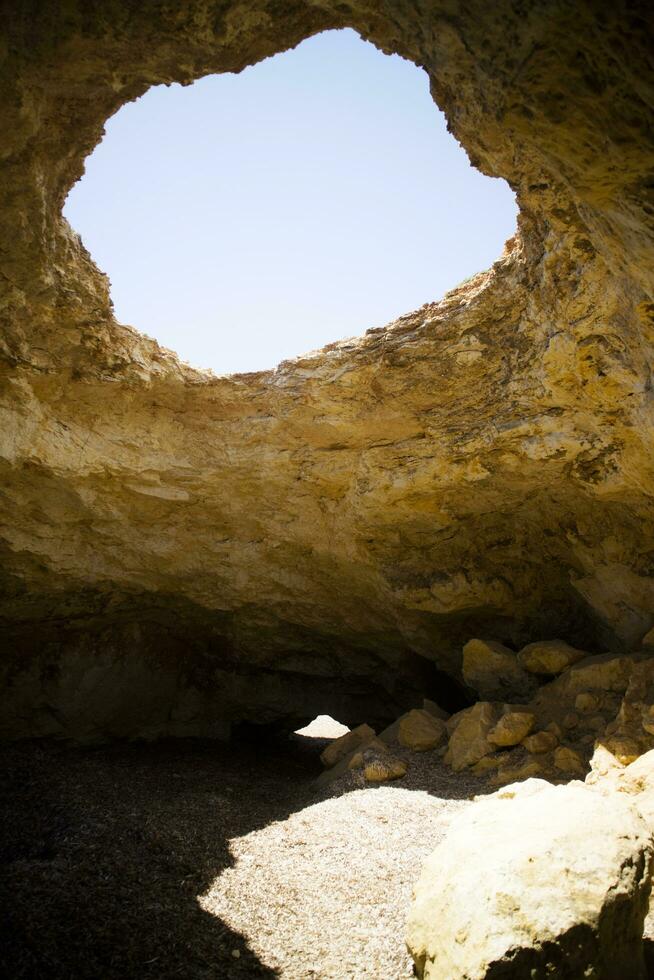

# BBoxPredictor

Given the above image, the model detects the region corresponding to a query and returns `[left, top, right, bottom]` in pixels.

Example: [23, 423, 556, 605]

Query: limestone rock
[518, 639, 587, 676]
[487, 710, 535, 747]
[363, 756, 407, 783]
[462, 639, 536, 701]
[398, 709, 446, 751]
[523, 730, 558, 753]
[320, 724, 375, 768]
[347, 737, 389, 770]
[1, 2, 654, 739]
[490, 755, 544, 787]
[443, 702, 498, 771]
[407, 781, 654, 979]
[553, 745, 587, 776]
[601, 736, 641, 766]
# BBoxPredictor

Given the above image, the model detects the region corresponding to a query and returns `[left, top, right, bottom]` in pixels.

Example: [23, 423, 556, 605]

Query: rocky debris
[313, 642, 654, 792]
[517, 639, 587, 676]
[523, 729, 558, 753]
[319, 724, 375, 768]
[398, 709, 446, 751]
[362, 754, 408, 783]
[462, 639, 536, 701]
[406, 779, 654, 979]
[487, 710, 535, 747]
[444, 701, 499, 771]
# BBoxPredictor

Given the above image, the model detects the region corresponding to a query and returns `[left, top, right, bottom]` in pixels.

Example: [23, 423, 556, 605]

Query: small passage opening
[294, 715, 350, 739]
[63, 28, 517, 375]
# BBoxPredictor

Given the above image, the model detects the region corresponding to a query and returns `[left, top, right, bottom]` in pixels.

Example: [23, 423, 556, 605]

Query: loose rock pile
[318, 638, 654, 789]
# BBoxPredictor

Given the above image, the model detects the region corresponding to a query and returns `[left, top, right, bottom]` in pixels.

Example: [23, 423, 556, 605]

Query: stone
[406, 781, 654, 979]
[462, 639, 536, 701]
[642, 705, 654, 735]
[320, 724, 375, 768]
[471, 752, 510, 775]
[563, 712, 580, 730]
[576, 691, 601, 714]
[523, 730, 558, 753]
[398, 709, 446, 751]
[518, 639, 587, 676]
[585, 743, 626, 785]
[443, 702, 498, 771]
[347, 737, 389, 770]
[487, 710, 535, 747]
[363, 756, 407, 783]
[602, 735, 641, 766]
[553, 745, 587, 776]
[490, 756, 544, 787]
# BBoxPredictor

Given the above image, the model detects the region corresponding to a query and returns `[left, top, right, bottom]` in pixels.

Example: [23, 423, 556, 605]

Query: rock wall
[1, 1, 653, 738]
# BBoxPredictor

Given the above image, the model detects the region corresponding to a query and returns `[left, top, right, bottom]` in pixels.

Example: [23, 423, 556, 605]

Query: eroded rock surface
[1, 2, 653, 738]
[407, 779, 654, 979]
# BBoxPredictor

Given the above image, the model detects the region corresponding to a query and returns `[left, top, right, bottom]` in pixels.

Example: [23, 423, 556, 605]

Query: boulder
[363, 755, 407, 783]
[443, 701, 498, 771]
[553, 745, 587, 776]
[406, 780, 654, 979]
[490, 755, 544, 787]
[518, 639, 587, 676]
[487, 710, 535, 747]
[398, 709, 446, 751]
[523, 729, 558, 753]
[319, 723, 375, 768]
[462, 639, 536, 701]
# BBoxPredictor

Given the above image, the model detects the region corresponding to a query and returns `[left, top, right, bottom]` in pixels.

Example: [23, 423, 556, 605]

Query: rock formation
[1, 2, 653, 739]
[406, 778, 654, 979]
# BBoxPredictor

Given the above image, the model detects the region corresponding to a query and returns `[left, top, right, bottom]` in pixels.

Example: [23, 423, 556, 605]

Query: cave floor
[0, 733, 490, 979]
[3, 734, 654, 979]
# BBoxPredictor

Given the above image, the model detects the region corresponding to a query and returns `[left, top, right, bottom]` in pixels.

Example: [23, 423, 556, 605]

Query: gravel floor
[0, 726, 489, 980]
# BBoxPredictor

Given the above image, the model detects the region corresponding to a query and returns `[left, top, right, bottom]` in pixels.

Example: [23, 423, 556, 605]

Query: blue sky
[64, 29, 517, 375]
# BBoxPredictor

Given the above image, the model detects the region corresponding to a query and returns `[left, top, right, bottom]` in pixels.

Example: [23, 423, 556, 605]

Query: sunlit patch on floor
[294, 715, 350, 739]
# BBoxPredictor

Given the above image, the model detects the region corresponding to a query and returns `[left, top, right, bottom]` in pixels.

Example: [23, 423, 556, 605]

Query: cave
[3, 1, 652, 745]
[2, 2, 654, 977]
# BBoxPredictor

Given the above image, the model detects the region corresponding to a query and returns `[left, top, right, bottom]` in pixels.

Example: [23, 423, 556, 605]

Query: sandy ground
[0, 723, 489, 980]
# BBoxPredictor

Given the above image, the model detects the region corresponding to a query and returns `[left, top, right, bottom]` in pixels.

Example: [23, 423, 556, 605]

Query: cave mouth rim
[61, 26, 519, 382]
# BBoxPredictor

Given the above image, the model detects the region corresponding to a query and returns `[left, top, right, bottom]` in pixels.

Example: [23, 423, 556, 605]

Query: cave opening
[62, 28, 517, 376]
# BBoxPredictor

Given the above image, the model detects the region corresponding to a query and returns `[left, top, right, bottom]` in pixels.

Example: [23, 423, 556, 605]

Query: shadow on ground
[0, 736, 328, 980]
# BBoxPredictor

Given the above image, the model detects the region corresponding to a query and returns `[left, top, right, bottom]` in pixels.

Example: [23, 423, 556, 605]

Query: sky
[63, 29, 517, 375]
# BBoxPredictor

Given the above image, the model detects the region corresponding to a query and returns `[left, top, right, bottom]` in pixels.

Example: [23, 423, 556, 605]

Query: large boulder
[518, 639, 587, 676]
[407, 779, 654, 979]
[398, 709, 446, 751]
[443, 701, 499, 770]
[462, 639, 536, 701]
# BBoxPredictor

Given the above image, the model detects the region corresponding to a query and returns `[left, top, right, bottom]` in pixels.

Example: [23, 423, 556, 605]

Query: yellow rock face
[1, 3, 654, 739]
[462, 640, 535, 702]
[398, 709, 446, 752]
[523, 731, 559, 754]
[444, 702, 499, 771]
[320, 724, 375, 769]
[363, 757, 408, 783]
[553, 746, 587, 776]
[518, 640, 587, 676]
[488, 711, 536, 747]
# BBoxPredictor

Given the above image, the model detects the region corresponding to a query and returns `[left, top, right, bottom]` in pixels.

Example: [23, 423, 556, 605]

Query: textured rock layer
[1, 2, 653, 737]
